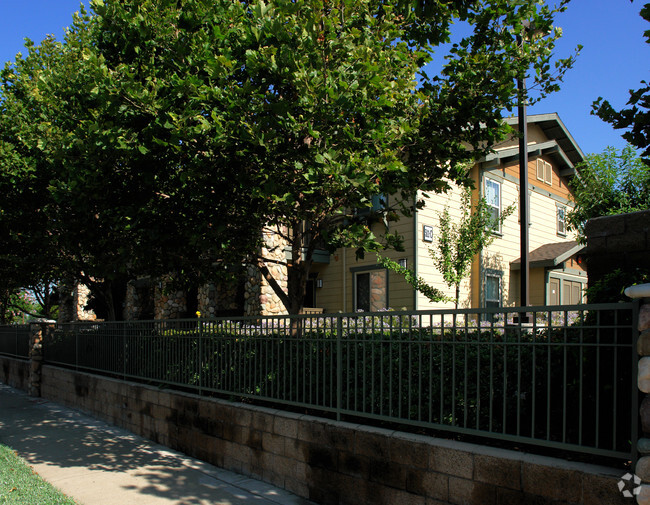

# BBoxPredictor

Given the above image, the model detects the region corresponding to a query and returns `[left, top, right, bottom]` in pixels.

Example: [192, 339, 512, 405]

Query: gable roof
[482, 113, 585, 177]
[510, 241, 584, 270]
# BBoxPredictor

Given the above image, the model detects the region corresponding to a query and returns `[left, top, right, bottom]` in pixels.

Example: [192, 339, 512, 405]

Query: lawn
[0, 444, 78, 504]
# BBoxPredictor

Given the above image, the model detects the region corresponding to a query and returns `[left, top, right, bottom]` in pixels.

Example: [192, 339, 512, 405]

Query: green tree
[431, 188, 515, 308]
[1, 0, 578, 316]
[593, 3, 650, 161]
[567, 145, 650, 241]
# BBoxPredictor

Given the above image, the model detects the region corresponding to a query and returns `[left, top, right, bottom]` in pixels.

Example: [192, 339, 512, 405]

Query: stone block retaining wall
[11, 364, 623, 505]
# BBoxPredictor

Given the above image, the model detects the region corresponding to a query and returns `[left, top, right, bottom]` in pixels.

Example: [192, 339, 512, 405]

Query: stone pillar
[28, 323, 53, 397]
[154, 277, 187, 319]
[244, 227, 289, 317]
[627, 283, 650, 503]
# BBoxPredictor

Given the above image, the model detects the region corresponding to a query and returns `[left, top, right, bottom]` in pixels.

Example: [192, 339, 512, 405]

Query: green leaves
[568, 145, 650, 241]
[0, 0, 575, 315]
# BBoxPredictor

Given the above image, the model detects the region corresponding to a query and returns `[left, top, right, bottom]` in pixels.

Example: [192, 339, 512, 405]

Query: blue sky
[1, 0, 648, 156]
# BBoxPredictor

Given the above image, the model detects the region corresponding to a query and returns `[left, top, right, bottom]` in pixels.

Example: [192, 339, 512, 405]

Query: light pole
[518, 74, 530, 310]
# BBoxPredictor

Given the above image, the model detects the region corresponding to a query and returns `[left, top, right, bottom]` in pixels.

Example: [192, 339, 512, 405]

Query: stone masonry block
[284, 437, 310, 463]
[585, 214, 625, 238]
[640, 357, 650, 393]
[284, 476, 309, 500]
[521, 461, 582, 503]
[355, 431, 390, 460]
[429, 446, 473, 480]
[338, 451, 370, 479]
[639, 330, 650, 356]
[641, 305, 650, 333]
[607, 231, 647, 253]
[390, 437, 429, 469]
[307, 445, 338, 471]
[406, 469, 449, 502]
[250, 410, 272, 432]
[275, 454, 307, 481]
[625, 209, 650, 233]
[322, 422, 356, 451]
[473, 454, 521, 490]
[581, 473, 630, 505]
[369, 459, 407, 490]
[447, 477, 496, 505]
[639, 483, 650, 505]
[231, 407, 252, 428]
[297, 417, 326, 443]
[262, 432, 285, 455]
[638, 457, 650, 484]
[273, 416, 298, 439]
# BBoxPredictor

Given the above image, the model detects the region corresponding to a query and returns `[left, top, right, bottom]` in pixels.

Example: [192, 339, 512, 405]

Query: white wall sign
[423, 225, 433, 243]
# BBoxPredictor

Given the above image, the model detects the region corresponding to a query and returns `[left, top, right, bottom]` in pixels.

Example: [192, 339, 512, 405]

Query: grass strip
[0, 444, 78, 504]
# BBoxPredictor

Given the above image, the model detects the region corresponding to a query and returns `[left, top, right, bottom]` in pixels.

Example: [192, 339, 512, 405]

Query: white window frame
[536, 159, 553, 186]
[484, 178, 502, 234]
[485, 271, 502, 309]
[557, 204, 567, 236]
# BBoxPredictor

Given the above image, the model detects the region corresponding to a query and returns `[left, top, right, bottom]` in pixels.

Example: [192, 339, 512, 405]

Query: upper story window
[536, 159, 553, 186]
[485, 178, 502, 233]
[557, 205, 567, 236]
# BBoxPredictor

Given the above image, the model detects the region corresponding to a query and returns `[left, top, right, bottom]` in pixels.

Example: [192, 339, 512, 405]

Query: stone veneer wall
[628, 284, 650, 504]
[245, 227, 289, 317]
[11, 363, 624, 505]
[153, 277, 187, 320]
[584, 209, 650, 288]
[57, 281, 97, 323]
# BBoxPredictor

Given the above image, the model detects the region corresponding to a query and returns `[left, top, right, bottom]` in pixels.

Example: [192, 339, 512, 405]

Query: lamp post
[518, 75, 530, 309]
[517, 20, 532, 316]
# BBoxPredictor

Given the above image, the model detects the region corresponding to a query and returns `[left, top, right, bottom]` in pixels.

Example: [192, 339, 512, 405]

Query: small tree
[431, 188, 515, 308]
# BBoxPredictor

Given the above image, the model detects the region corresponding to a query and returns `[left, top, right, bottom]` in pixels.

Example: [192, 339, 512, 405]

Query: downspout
[342, 246, 347, 311]
[413, 194, 418, 310]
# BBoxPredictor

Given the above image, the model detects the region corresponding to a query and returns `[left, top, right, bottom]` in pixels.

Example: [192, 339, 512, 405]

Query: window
[485, 272, 502, 309]
[356, 194, 386, 217]
[557, 205, 567, 236]
[485, 178, 501, 232]
[536, 159, 552, 186]
[354, 269, 387, 312]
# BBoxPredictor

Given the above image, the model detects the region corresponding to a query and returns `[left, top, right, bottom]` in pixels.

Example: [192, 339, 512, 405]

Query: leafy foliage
[377, 255, 450, 303]
[0, 0, 579, 316]
[568, 145, 650, 240]
[430, 187, 515, 308]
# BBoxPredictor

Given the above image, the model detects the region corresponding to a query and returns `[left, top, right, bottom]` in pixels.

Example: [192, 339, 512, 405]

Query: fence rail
[7, 303, 641, 461]
[0, 324, 30, 359]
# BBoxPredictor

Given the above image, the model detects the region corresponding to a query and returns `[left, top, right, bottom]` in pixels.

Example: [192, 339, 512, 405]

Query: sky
[0, 0, 648, 156]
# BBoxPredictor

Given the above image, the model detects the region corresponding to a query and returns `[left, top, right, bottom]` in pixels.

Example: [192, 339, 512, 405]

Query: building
[59, 113, 587, 322]
[309, 113, 587, 312]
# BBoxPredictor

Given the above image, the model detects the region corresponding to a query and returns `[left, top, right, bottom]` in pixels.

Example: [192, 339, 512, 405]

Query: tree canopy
[568, 145, 650, 241]
[0, 0, 578, 316]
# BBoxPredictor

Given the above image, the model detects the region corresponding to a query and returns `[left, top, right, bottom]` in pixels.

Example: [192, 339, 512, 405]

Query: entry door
[549, 277, 560, 305]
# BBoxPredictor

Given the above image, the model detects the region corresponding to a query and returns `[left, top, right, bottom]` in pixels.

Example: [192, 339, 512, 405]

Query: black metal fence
[0, 324, 30, 359]
[2, 303, 639, 462]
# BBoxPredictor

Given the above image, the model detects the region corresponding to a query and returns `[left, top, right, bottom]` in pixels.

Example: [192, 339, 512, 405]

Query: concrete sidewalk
[0, 383, 314, 505]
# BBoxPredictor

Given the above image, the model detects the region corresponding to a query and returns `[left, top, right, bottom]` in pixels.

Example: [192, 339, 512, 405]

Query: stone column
[627, 283, 650, 503]
[28, 323, 53, 397]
